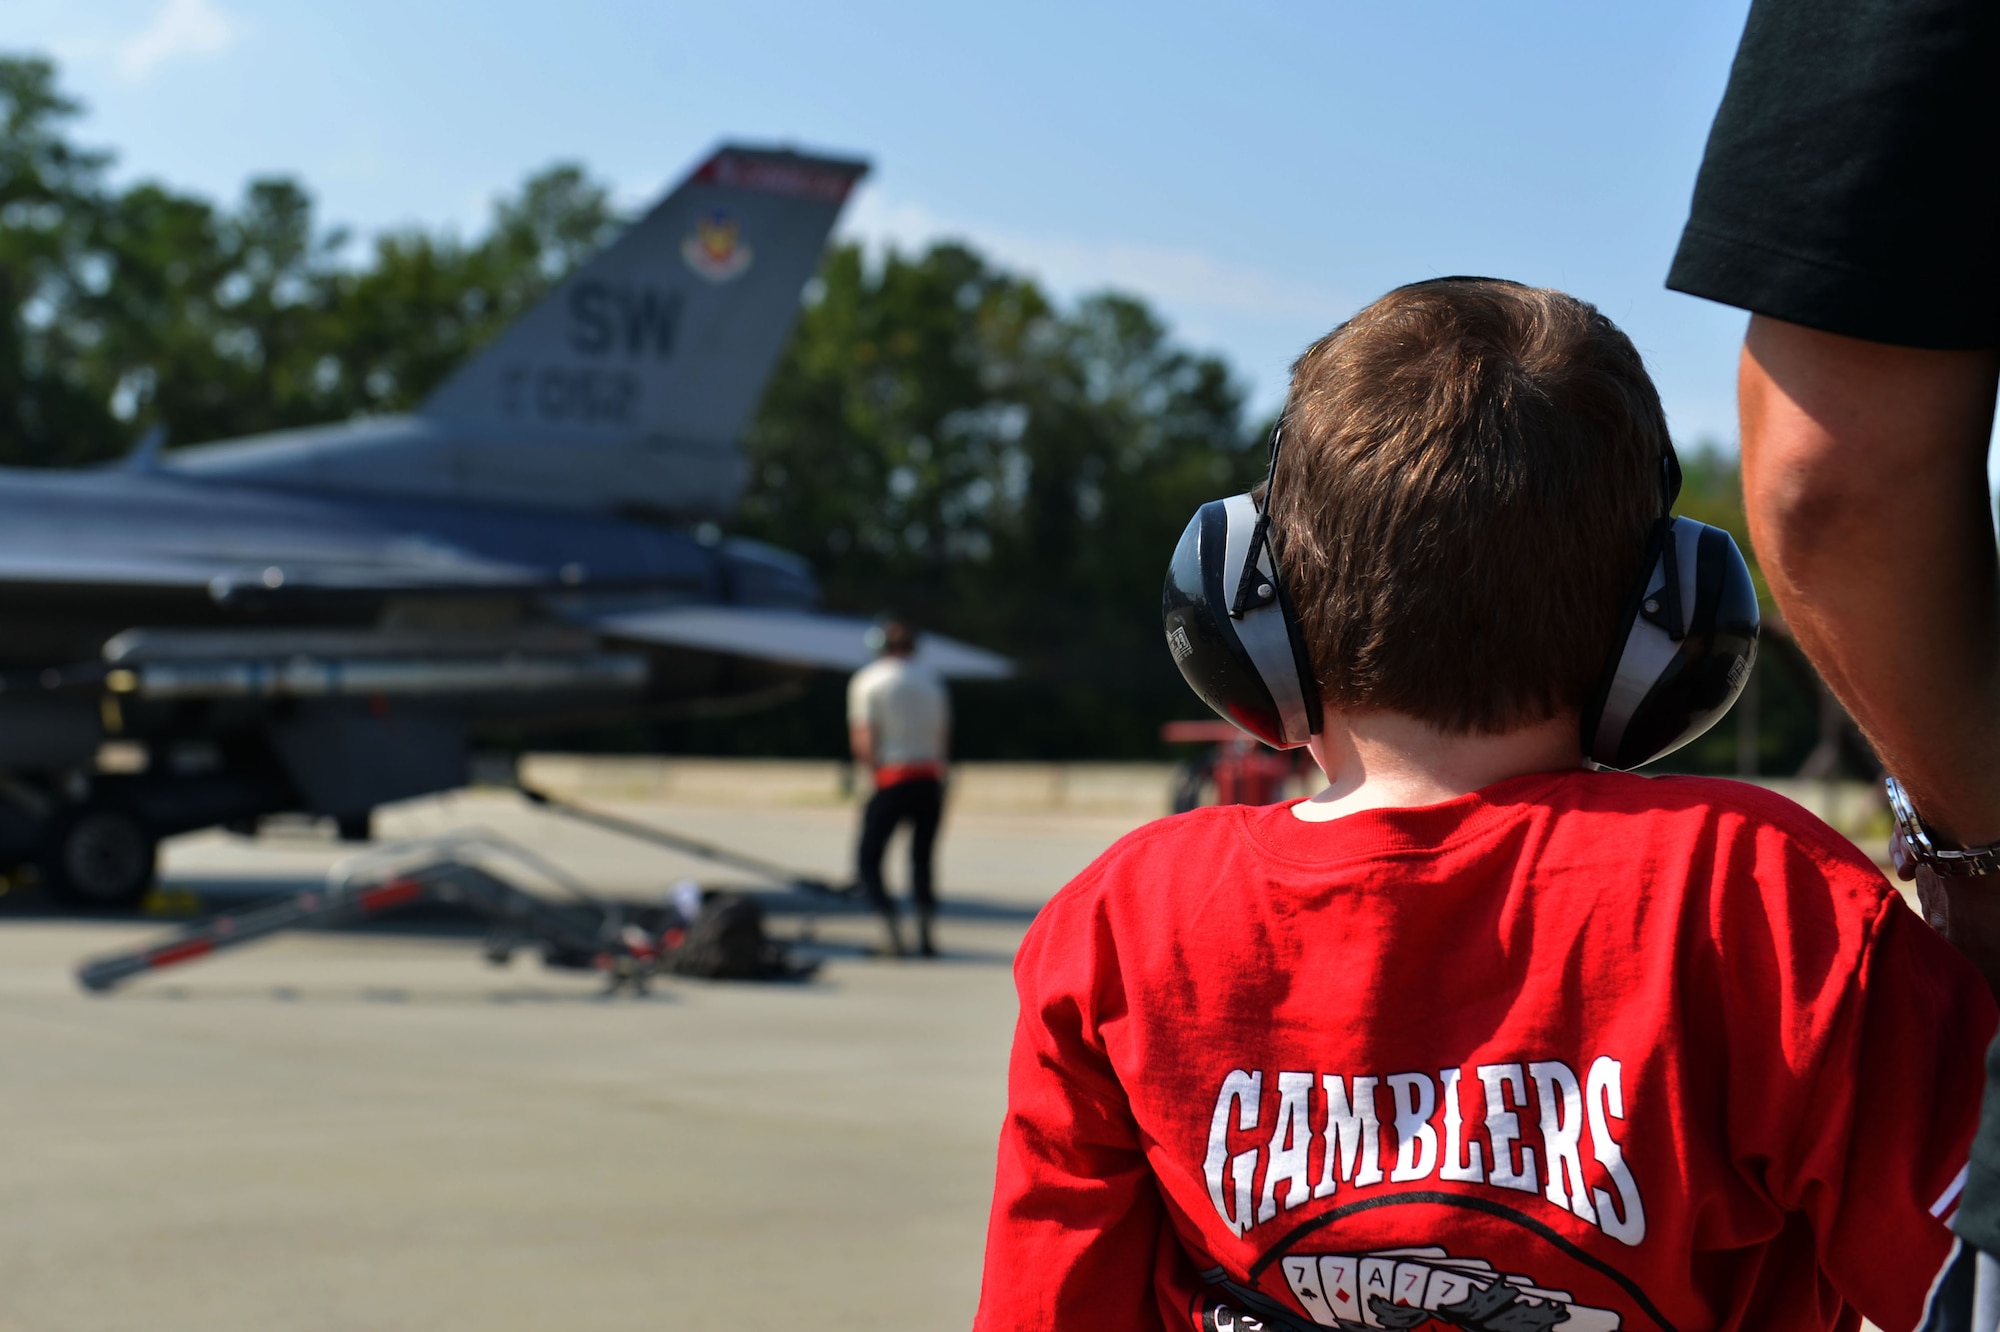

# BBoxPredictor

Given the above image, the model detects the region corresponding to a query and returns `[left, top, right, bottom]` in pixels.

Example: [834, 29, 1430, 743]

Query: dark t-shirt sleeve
[1667, 0, 2000, 348]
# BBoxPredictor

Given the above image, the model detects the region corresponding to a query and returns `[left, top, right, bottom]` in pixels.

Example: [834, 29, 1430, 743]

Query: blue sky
[9, 0, 1758, 444]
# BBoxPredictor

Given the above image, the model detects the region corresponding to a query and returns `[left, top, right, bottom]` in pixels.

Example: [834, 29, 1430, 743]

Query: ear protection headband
[1161, 429, 1760, 769]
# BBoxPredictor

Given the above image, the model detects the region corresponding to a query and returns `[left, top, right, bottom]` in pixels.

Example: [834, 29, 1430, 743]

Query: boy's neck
[1292, 709, 1584, 823]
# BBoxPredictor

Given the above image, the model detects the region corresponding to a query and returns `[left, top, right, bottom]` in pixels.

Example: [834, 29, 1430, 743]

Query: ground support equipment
[516, 784, 848, 899]
[74, 791, 849, 994]
[76, 829, 677, 995]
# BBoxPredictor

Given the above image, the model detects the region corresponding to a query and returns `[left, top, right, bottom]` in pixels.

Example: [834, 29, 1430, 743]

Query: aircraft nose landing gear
[38, 803, 159, 910]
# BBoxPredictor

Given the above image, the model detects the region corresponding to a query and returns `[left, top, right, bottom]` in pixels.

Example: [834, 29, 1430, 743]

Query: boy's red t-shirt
[974, 770, 1997, 1332]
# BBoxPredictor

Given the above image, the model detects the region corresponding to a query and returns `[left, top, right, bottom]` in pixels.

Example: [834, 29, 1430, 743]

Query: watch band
[1885, 776, 2000, 876]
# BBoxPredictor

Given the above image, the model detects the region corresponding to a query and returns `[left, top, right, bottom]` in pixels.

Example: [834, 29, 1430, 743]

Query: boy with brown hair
[972, 279, 1997, 1332]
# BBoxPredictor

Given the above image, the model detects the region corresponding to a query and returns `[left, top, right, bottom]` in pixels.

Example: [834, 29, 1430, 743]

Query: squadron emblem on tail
[682, 209, 753, 282]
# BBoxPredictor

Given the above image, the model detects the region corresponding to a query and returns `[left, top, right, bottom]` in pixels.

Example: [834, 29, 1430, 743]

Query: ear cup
[1162, 495, 1320, 748]
[1583, 518, 1760, 770]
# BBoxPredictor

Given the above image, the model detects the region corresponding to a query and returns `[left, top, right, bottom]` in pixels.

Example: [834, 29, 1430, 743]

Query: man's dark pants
[856, 777, 943, 948]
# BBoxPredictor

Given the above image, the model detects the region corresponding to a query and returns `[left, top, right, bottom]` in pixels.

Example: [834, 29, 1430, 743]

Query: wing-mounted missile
[580, 605, 1013, 680]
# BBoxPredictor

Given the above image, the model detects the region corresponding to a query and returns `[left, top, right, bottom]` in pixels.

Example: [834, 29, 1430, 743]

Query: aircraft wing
[586, 606, 1013, 680]
[0, 542, 543, 595]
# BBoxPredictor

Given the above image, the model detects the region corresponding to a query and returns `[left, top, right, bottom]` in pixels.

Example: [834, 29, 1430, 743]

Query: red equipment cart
[1160, 720, 1310, 812]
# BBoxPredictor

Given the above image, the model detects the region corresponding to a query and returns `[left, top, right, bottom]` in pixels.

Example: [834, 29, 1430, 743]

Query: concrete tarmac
[0, 779, 1904, 1332]
[0, 789, 1145, 1332]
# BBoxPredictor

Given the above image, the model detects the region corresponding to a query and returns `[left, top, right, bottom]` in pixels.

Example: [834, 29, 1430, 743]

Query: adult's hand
[1915, 861, 2000, 997]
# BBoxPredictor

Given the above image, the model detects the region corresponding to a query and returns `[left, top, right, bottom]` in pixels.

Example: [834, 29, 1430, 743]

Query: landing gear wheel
[39, 806, 159, 910]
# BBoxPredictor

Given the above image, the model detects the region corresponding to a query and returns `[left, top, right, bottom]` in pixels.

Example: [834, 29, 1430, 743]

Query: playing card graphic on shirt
[1196, 1243, 1625, 1330]
[1271, 1246, 1618, 1331]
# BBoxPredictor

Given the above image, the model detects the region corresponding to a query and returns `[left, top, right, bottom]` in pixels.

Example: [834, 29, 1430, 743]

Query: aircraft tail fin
[166, 144, 866, 517]
[422, 146, 864, 445]
[409, 144, 866, 514]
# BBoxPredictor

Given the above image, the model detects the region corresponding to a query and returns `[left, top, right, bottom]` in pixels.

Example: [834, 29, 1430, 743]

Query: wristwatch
[1885, 775, 2000, 877]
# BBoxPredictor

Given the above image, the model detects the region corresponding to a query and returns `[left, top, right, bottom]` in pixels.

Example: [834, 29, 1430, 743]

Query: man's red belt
[874, 762, 943, 788]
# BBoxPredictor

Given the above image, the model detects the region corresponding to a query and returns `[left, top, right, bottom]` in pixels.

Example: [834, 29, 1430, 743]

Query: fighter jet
[0, 144, 1007, 907]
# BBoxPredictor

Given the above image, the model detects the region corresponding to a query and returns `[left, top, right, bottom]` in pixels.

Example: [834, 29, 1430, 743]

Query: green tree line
[0, 56, 620, 461]
[0, 54, 1843, 770]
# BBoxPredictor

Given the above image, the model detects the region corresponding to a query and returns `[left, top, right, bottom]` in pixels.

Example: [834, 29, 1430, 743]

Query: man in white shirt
[847, 619, 950, 957]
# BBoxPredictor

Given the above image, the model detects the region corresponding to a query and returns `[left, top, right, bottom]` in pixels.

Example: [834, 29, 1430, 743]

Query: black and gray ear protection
[1161, 427, 1323, 749]
[1580, 450, 1761, 769]
[1161, 429, 1760, 769]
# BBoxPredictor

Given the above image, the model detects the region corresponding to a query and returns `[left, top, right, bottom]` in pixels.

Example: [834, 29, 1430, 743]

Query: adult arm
[1738, 314, 2000, 987]
[938, 679, 952, 774]
[846, 670, 875, 769]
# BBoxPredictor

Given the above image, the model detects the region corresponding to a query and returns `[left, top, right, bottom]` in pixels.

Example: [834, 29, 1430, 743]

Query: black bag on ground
[666, 891, 810, 980]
